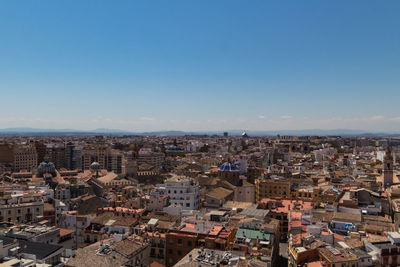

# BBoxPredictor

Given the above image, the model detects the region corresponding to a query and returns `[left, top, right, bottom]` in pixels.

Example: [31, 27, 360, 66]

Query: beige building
[81, 144, 109, 170]
[82, 146, 125, 174]
[13, 144, 37, 171]
[137, 148, 164, 170]
[107, 149, 123, 174]
[255, 177, 290, 202]
[234, 181, 255, 203]
[0, 201, 44, 223]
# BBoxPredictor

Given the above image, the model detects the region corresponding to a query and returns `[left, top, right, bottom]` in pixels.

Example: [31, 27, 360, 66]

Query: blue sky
[0, 1, 399, 131]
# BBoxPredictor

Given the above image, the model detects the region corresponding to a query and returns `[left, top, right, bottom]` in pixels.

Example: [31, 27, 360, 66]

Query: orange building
[255, 178, 290, 201]
[165, 221, 235, 266]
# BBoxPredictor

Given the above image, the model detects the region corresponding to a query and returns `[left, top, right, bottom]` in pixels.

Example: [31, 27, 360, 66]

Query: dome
[90, 162, 101, 171]
[218, 162, 240, 172]
[166, 145, 184, 153]
[38, 161, 56, 177]
[242, 131, 248, 138]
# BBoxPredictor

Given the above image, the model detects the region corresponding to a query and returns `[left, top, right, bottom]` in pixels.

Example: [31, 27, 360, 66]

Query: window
[178, 250, 182, 256]
[188, 241, 192, 246]
[168, 249, 173, 254]
[178, 239, 182, 244]
[168, 239, 173, 244]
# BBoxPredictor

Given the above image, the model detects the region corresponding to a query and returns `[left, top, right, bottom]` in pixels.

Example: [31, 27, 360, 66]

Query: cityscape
[1, 1, 400, 267]
[1, 133, 400, 267]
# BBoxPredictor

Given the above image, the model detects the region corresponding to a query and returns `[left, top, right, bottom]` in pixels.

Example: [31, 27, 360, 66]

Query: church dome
[166, 145, 184, 153]
[90, 162, 101, 171]
[218, 162, 240, 172]
[38, 161, 56, 177]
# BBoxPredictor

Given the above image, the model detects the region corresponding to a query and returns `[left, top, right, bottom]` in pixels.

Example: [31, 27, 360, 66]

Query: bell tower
[383, 146, 394, 188]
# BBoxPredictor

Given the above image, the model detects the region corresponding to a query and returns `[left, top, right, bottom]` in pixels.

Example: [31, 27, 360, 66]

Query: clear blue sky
[0, 1, 399, 131]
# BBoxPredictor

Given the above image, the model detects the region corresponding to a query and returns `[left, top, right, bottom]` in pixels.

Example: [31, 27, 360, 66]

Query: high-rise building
[46, 144, 66, 170]
[0, 144, 14, 164]
[81, 144, 109, 170]
[137, 148, 164, 170]
[107, 150, 123, 174]
[34, 141, 47, 164]
[13, 144, 38, 171]
[65, 142, 74, 170]
[72, 145, 82, 170]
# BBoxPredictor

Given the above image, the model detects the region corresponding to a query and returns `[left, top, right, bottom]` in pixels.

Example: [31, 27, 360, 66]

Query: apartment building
[81, 144, 109, 170]
[165, 220, 235, 266]
[0, 201, 43, 223]
[107, 149, 123, 174]
[137, 148, 165, 170]
[58, 211, 95, 246]
[255, 177, 291, 202]
[13, 144, 37, 171]
[152, 176, 200, 211]
[0, 143, 14, 163]
[46, 144, 66, 170]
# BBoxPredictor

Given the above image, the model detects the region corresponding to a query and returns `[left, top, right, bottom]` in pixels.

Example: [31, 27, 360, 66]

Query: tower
[383, 146, 394, 188]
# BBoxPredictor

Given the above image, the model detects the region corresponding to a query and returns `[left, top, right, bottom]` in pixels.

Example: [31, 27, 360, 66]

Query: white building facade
[152, 176, 200, 211]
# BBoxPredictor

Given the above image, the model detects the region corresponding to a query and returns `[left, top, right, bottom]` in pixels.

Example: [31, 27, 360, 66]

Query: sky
[0, 1, 399, 132]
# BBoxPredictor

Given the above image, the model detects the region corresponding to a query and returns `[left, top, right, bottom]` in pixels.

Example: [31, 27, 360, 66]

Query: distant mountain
[92, 128, 134, 134]
[228, 129, 400, 137]
[0, 127, 399, 137]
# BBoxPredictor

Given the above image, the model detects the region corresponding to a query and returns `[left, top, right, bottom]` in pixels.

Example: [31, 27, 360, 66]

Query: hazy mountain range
[0, 127, 399, 137]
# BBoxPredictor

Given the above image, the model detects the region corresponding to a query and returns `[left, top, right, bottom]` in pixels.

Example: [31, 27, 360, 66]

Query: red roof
[150, 262, 165, 267]
[60, 228, 75, 237]
[333, 233, 345, 241]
